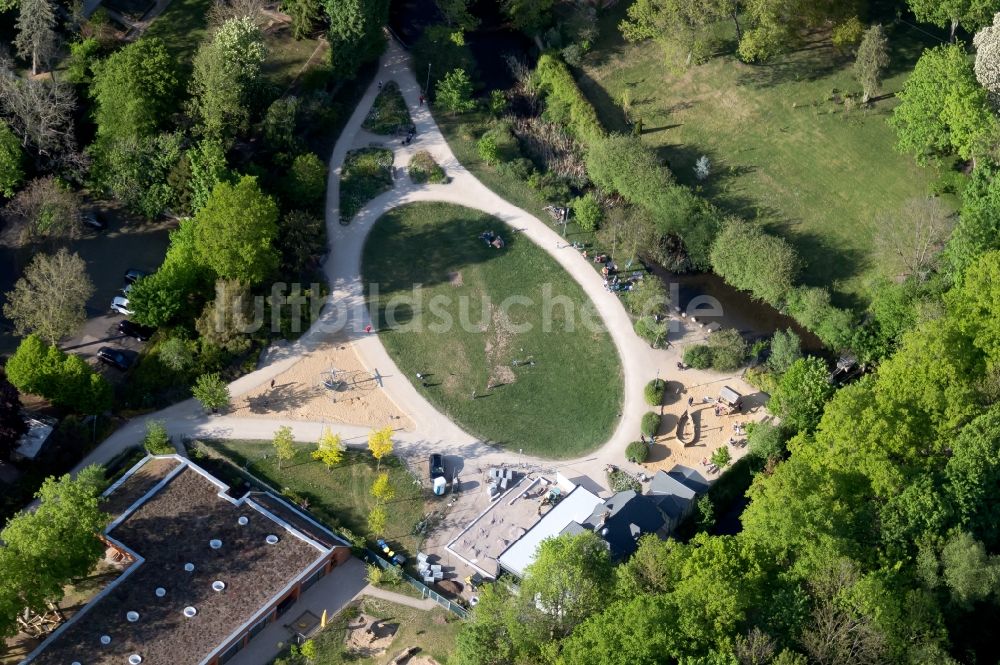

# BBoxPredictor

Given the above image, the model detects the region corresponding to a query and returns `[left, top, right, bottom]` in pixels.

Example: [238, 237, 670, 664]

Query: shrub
[684, 344, 713, 369]
[746, 421, 786, 461]
[534, 54, 604, 145]
[696, 494, 714, 530]
[710, 218, 800, 305]
[281, 152, 327, 213]
[641, 411, 661, 438]
[644, 378, 666, 406]
[143, 419, 174, 454]
[571, 192, 602, 231]
[711, 445, 732, 468]
[478, 122, 520, 166]
[435, 68, 475, 115]
[634, 316, 668, 348]
[366, 563, 383, 585]
[768, 357, 834, 432]
[381, 563, 403, 585]
[607, 468, 641, 492]
[624, 278, 667, 318]
[785, 286, 855, 350]
[767, 329, 802, 374]
[528, 170, 571, 202]
[743, 366, 780, 395]
[625, 440, 649, 463]
[340, 148, 393, 223]
[708, 329, 748, 372]
[408, 151, 446, 184]
[832, 16, 865, 50]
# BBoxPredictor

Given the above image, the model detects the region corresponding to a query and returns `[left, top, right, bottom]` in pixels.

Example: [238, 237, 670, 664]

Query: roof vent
[126, 611, 139, 622]
[183, 606, 197, 618]
[266, 534, 279, 545]
[209, 539, 223, 549]
[72, 662, 82, 665]
[129, 655, 143, 665]
[100, 635, 111, 645]
[155, 587, 166, 598]
[212, 580, 226, 592]
[238, 516, 249, 526]
[184, 563, 195, 572]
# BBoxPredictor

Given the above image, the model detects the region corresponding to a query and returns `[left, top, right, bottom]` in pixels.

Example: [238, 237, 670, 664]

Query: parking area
[0, 203, 174, 369]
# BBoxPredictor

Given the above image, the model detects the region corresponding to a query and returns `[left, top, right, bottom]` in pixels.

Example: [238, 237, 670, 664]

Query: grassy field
[578, 13, 953, 304]
[362, 202, 623, 458]
[142, 0, 211, 65]
[297, 597, 461, 665]
[261, 26, 327, 91]
[340, 148, 394, 223]
[201, 440, 429, 553]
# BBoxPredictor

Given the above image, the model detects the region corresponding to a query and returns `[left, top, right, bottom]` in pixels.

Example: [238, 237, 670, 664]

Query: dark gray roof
[583, 491, 665, 561]
[665, 465, 710, 494]
[558, 521, 588, 538]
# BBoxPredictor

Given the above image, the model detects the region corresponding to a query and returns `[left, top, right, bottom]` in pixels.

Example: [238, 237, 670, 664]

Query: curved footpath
[71, 38, 725, 488]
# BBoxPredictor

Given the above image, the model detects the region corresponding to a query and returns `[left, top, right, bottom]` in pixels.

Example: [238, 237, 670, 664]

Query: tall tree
[0, 72, 77, 159]
[501, 0, 554, 34]
[620, 0, 731, 66]
[907, 0, 997, 41]
[0, 372, 27, 462]
[311, 427, 343, 470]
[89, 38, 178, 145]
[284, 0, 321, 39]
[0, 465, 108, 631]
[192, 372, 231, 412]
[2, 176, 80, 245]
[189, 17, 267, 141]
[872, 197, 954, 281]
[434, 68, 476, 115]
[14, 0, 58, 76]
[193, 175, 279, 284]
[3, 248, 94, 343]
[890, 43, 996, 164]
[324, 0, 388, 79]
[367, 426, 393, 470]
[974, 11, 1000, 102]
[854, 24, 889, 103]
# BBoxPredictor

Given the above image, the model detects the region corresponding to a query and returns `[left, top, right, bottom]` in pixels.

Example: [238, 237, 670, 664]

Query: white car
[111, 296, 133, 316]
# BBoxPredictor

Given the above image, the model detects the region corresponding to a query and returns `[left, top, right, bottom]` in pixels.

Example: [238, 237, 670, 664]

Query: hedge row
[535, 54, 605, 146]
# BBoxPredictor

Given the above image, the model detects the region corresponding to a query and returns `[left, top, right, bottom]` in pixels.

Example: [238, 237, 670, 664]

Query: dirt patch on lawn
[448, 271, 463, 286]
[345, 613, 399, 657]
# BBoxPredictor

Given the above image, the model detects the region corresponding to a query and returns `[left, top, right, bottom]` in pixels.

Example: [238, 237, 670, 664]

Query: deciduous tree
[194, 175, 279, 284]
[501, 0, 553, 34]
[891, 43, 996, 164]
[367, 503, 387, 535]
[872, 197, 953, 281]
[192, 372, 231, 412]
[370, 471, 394, 501]
[367, 426, 393, 469]
[3, 248, 93, 343]
[767, 329, 802, 374]
[710, 218, 800, 305]
[89, 38, 178, 145]
[273, 425, 295, 468]
[907, 0, 996, 41]
[0, 70, 77, 159]
[435, 68, 475, 115]
[768, 357, 834, 432]
[2, 176, 80, 244]
[324, 0, 388, 79]
[311, 428, 343, 469]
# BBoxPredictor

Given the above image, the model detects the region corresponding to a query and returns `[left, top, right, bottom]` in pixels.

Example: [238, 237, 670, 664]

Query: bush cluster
[644, 378, 666, 406]
[534, 54, 605, 145]
[641, 411, 661, 437]
[625, 440, 649, 463]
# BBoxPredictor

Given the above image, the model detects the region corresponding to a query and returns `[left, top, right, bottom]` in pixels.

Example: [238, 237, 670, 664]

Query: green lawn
[261, 25, 326, 90]
[578, 13, 952, 304]
[199, 440, 429, 554]
[363, 81, 412, 135]
[287, 597, 461, 665]
[362, 202, 623, 458]
[340, 148, 394, 223]
[142, 0, 211, 66]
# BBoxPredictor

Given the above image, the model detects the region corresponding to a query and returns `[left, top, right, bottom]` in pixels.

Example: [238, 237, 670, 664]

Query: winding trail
[72, 38, 727, 488]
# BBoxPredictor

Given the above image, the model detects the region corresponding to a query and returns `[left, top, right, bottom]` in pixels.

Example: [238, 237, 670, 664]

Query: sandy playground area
[231, 344, 414, 430]
[642, 375, 769, 477]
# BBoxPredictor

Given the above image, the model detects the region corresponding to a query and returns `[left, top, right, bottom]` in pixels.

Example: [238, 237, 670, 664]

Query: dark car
[97, 347, 132, 371]
[118, 319, 155, 342]
[81, 211, 107, 231]
[429, 453, 445, 480]
[123, 269, 149, 284]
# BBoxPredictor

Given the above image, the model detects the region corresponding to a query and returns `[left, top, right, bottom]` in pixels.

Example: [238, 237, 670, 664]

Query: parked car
[123, 269, 149, 284]
[111, 296, 132, 316]
[97, 347, 131, 371]
[118, 319, 155, 342]
[81, 211, 107, 231]
[120, 283, 133, 297]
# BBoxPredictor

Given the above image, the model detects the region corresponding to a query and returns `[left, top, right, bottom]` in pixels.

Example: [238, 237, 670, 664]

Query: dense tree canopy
[891, 43, 996, 164]
[3, 248, 93, 343]
[193, 175, 279, 284]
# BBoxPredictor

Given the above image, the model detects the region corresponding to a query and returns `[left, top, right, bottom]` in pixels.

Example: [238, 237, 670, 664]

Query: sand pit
[231, 344, 414, 430]
[345, 613, 399, 657]
[642, 376, 768, 478]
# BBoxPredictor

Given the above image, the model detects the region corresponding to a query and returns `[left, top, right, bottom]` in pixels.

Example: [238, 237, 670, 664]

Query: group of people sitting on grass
[479, 230, 505, 249]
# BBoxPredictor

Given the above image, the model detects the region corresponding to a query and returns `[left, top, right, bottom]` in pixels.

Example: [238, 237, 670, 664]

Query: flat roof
[497, 485, 603, 578]
[14, 416, 55, 460]
[25, 455, 334, 665]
